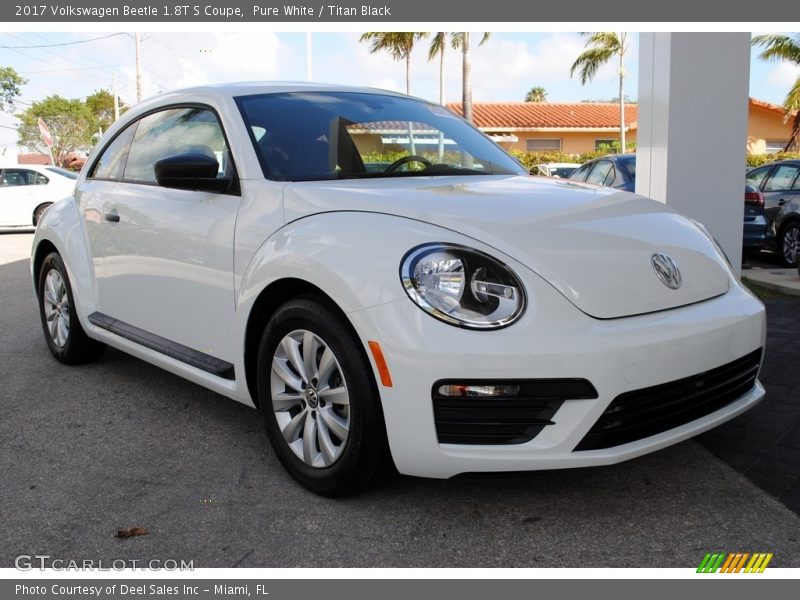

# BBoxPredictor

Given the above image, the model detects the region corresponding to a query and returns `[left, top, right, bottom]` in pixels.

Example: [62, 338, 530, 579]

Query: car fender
[31, 195, 98, 330]
[236, 211, 488, 317]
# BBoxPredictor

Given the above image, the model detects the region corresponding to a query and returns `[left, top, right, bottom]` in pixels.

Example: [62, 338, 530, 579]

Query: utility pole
[112, 71, 120, 121]
[135, 32, 143, 103]
[305, 32, 312, 81]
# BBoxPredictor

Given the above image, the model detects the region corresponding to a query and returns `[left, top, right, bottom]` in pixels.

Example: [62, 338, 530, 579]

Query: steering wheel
[384, 155, 433, 173]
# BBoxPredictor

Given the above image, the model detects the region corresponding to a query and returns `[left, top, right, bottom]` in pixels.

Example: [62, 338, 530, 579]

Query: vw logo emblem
[651, 253, 682, 289]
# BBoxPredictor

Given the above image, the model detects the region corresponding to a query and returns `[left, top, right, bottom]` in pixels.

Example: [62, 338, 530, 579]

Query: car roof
[538, 162, 580, 167]
[149, 81, 411, 102]
[753, 159, 800, 168]
[0, 164, 50, 171]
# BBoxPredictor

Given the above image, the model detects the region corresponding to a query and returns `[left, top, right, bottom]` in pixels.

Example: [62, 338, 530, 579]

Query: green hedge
[745, 152, 800, 167]
[360, 148, 800, 171]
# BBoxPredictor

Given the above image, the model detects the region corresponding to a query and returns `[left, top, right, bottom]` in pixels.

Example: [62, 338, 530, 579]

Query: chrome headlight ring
[400, 243, 527, 330]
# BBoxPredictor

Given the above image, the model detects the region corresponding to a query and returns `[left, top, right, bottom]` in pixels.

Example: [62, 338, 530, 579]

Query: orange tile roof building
[447, 98, 794, 155]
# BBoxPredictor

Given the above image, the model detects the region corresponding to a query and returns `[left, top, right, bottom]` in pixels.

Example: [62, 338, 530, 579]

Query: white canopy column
[637, 32, 751, 276]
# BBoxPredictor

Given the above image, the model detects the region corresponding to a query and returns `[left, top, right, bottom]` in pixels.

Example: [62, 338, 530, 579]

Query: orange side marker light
[368, 341, 393, 388]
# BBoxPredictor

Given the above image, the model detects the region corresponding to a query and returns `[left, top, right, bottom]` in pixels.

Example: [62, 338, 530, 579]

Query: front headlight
[400, 243, 527, 329]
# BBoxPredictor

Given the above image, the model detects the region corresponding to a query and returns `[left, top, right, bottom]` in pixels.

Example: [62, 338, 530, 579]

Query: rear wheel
[32, 203, 52, 226]
[256, 297, 389, 496]
[37, 252, 105, 364]
[779, 222, 800, 267]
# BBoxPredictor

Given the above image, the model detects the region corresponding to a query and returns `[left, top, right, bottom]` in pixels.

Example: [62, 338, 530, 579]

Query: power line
[0, 32, 127, 49]
[18, 64, 135, 74]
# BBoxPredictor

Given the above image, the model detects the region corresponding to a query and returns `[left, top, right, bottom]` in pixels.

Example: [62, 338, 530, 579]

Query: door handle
[778, 198, 787, 206]
[104, 211, 120, 223]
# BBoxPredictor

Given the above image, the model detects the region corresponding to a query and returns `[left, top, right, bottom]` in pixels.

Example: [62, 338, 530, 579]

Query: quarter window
[91, 125, 136, 181]
[763, 165, 800, 192]
[123, 107, 230, 184]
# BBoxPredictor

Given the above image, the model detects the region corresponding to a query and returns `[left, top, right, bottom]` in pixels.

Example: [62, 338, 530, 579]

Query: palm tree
[359, 32, 427, 94]
[570, 32, 629, 151]
[525, 87, 548, 102]
[752, 33, 800, 152]
[428, 33, 448, 105]
[452, 32, 491, 124]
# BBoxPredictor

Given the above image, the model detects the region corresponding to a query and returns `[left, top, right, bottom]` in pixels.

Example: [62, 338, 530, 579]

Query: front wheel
[256, 297, 390, 496]
[37, 252, 105, 364]
[779, 222, 800, 268]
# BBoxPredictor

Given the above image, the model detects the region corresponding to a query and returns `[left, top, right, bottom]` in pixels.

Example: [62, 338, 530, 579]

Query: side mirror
[154, 153, 231, 193]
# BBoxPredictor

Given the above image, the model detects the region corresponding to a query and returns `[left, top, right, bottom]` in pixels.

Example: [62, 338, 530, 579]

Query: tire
[37, 252, 105, 364]
[778, 222, 800, 268]
[256, 297, 390, 496]
[32, 203, 52, 227]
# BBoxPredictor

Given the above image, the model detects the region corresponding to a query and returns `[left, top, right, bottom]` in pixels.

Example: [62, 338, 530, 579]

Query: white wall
[637, 32, 751, 276]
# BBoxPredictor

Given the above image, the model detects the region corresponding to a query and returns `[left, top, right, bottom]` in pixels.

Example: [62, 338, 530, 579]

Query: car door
[79, 105, 241, 365]
[760, 163, 800, 241]
[0, 168, 45, 226]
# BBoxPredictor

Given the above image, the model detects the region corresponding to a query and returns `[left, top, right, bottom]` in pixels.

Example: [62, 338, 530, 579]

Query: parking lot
[2, 231, 800, 568]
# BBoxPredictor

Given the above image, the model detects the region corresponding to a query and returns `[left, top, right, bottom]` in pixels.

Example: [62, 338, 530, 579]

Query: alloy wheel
[783, 225, 800, 266]
[270, 329, 351, 468]
[42, 269, 70, 348]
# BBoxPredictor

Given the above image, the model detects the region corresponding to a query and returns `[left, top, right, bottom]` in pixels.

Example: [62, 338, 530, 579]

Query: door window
[763, 165, 800, 192]
[123, 107, 230, 184]
[1, 169, 48, 186]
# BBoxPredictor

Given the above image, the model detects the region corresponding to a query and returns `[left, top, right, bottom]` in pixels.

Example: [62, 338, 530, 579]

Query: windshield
[235, 91, 526, 181]
[45, 166, 78, 179]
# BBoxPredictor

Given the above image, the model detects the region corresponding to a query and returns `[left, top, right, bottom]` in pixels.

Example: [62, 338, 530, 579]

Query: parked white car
[0, 164, 76, 228]
[31, 83, 766, 496]
[531, 162, 580, 178]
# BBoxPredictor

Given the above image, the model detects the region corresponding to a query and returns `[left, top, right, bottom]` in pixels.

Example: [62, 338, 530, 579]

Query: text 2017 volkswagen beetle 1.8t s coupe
[32, 83, 766, 496]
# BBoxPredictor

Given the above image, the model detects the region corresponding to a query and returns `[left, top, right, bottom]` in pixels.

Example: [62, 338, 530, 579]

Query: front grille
[433, 379, 598, 445]
[575, 349, 762, 451]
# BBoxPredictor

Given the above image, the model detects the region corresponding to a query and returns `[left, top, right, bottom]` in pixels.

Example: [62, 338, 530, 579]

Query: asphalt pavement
[2, 233, 799, 568]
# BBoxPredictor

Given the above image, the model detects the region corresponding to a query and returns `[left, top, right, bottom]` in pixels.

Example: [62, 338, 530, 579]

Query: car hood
[283, 175, 730, 319]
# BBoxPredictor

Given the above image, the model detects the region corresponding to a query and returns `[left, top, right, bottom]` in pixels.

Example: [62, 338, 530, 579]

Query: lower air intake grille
[575, 349, 762, 451]
[433, 379, 598, 445]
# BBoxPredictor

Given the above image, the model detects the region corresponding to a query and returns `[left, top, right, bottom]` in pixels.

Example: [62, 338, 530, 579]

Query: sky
[1, 31, 798, 152]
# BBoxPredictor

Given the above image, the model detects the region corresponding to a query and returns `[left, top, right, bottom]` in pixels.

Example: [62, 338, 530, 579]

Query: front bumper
[348, 272, 766, 479]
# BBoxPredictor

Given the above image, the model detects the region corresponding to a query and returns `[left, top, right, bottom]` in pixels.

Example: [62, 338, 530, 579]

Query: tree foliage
[525, 87, 548, 102]
[85, 89, 127, 133]
[752, 33, 800, 152]
[0, 66, 27, 112]
[570, 32, 629, 150]
[17, 95, 97, 166]
[359, 32, 427, 94]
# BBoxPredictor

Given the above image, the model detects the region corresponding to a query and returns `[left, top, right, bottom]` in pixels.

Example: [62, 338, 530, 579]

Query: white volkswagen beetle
[31, 83, 766, 496]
